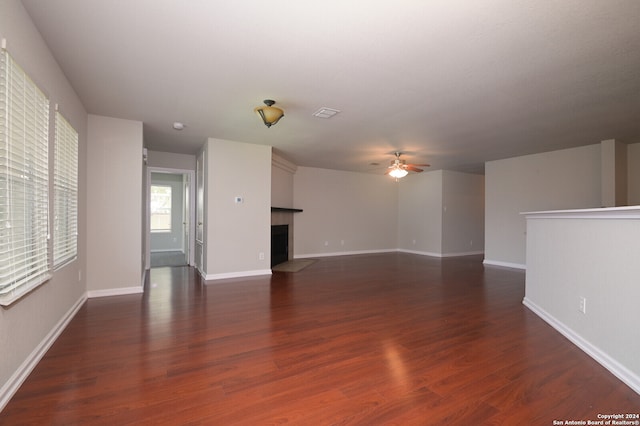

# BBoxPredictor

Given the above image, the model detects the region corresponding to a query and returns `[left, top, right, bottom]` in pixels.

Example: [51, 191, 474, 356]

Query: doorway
[147, 168, 196, 268]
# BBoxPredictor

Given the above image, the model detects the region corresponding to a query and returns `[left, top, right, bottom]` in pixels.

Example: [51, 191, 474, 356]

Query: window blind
[53, 111, 78, 267]
[0, 48, 51, 305]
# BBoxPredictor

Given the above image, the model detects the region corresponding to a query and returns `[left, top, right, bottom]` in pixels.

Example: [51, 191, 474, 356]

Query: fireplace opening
[271, 225, 288, 267]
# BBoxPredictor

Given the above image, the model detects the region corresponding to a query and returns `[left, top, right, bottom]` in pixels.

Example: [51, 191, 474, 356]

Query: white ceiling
[22, 0, 640, 174]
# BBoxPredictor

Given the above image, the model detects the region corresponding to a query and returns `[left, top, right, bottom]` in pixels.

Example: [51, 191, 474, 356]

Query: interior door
[182, 174, 190, 265]
[195, 151, 204, 272]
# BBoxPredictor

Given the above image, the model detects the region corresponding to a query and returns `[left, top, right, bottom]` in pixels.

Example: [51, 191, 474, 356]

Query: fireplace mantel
[271, 207, 303, 213]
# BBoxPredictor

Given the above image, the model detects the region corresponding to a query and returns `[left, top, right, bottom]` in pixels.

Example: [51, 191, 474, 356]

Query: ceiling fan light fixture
[254, 99, 284, 128]
[388, 167, 408, 179]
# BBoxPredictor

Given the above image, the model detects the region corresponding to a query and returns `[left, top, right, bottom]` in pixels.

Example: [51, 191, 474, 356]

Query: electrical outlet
[340, 240, 344, 246]
[324, 241, 329, 246]
[258, 252, 265, 260]
[579, 297, 586, 314]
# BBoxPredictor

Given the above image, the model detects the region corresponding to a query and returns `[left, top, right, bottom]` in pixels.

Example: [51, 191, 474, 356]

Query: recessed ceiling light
[173, 122, 186, 130]
[312, 107, 340, 119]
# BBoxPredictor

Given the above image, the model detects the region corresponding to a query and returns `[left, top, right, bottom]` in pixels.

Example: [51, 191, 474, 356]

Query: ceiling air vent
[312, 107, 340, 119]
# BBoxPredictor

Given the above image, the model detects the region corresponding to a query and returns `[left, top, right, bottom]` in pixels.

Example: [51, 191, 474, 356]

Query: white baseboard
[441, 250, 485, 257]
[482, 259, 526, 270]
[397, 249, 485, 258]
[202, 269, 272, 281]
[523, 297, 640, 395]
[87, 286, 143, 298]
[295, 249, 396, 259]
[0, 293, 87, 412]
[397, 248, 442, 257]
[295, 249, 484, 259]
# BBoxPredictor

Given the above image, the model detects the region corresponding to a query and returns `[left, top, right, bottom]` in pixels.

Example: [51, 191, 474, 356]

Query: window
[150, 185, 172, 232]
[0, 48, 51, 305]
[53, 111, 78, 267]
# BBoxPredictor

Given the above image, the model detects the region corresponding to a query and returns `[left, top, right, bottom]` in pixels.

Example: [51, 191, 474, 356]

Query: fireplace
[271, 207, 302, 268]
[271, 225, 289, 267]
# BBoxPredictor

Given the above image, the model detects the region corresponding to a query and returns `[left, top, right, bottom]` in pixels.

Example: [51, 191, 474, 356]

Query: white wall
[629, 142, 640, 205]
[442, 170, 485, 256]
[601, 139, 628, 207]
[0, 0, 87, 408]
[147, 150, 195, 171]
[523, 208, 640, 393]
[271, 154, 296, 208]
[398, 171, 443, 255]
[484, 144, 601, 268]
[272, 166, 293, 207]
[293, 167, 398, 257]
[203, 138, 271, 278]
[397, 170, 485, 257]
[87, 115, 143, 294]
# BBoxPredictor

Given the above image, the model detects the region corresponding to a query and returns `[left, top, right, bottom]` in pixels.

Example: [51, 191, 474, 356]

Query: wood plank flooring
[1, 253, 639, 425]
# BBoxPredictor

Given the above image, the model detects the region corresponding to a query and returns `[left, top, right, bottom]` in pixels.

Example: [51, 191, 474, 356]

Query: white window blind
[53, 111, 78, 267]
[0, 48, 51, 305]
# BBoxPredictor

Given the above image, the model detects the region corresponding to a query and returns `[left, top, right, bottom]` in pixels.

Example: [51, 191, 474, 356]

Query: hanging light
[387, 152, 409, 179]
[254, 99, 284, 128]
[388, 166, 408, 179]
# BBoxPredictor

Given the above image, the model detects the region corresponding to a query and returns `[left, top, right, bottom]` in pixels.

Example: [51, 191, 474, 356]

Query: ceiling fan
[385, 152, 430, 179]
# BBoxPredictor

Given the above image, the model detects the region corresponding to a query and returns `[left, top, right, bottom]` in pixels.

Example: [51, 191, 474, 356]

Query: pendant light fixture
[254, 99, 284, 128]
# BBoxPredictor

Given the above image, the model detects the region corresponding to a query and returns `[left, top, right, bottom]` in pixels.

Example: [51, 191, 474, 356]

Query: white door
[195, 151, 205, 272]
[181, 174, 188, 265]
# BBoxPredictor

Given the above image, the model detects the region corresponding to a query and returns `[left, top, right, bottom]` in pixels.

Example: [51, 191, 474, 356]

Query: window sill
[0, 274, 52, 307]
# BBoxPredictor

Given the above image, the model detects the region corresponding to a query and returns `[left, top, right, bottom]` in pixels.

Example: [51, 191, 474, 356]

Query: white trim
[522, 205, 640, 220]
[441, 250, 485, 257]
[397, 249, 443, 257]
[482, 259, 526, 270]
[0, 293, 86, 412]
[0, 274, 52, 307]
[398, 249, 485, 258]
[523, 297, 640, 395]
[201, 269, 272, 281]
[87, 286, 143, 298]
[53, 256, 77, 272]
[272, 153, 297, 174]
[295, 249, 484, 259]
[150, 248, 186, 253]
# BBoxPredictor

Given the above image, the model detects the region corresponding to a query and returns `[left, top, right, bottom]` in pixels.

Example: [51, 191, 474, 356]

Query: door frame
[146, 167, 196, 268]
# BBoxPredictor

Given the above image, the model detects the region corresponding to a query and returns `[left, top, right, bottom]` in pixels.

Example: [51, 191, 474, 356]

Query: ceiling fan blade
[406, 163, 430, 167]
[405, 166, 424, 173]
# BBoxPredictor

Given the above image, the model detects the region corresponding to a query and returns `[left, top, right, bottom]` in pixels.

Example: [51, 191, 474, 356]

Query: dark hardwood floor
[1, 253, 639, 425]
